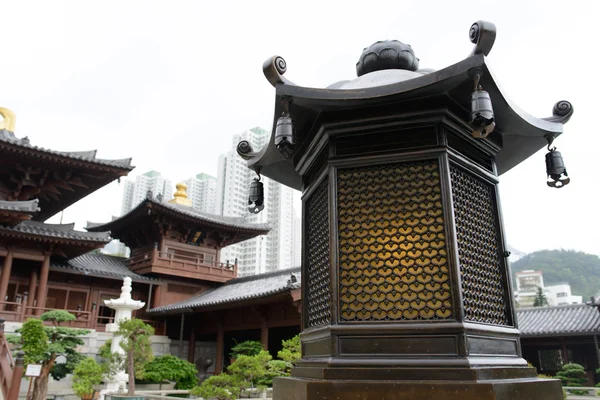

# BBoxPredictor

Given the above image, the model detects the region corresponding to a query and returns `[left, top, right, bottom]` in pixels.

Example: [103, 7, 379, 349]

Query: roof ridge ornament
[469, 20, 497, 56]
[543, 101, 574, 124]
[263, 56, 296, 88]
[0, 108, 16, 132]
[237, 140, 257, 160]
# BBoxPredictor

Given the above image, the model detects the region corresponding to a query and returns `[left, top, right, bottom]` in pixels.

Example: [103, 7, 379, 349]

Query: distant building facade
[121, 170, 173, 215]
[216, 127, 295, 277]
[515, 270, 582, 307]
[291, 211, 301, 268]
[185, 173, 217, 214]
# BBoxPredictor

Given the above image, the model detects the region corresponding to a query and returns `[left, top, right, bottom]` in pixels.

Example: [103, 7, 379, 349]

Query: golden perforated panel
[338, 161, 453, 321]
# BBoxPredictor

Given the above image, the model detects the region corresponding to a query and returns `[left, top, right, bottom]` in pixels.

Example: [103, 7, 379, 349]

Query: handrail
[0, 318, 14, 399]
[128, 250, 235, 270]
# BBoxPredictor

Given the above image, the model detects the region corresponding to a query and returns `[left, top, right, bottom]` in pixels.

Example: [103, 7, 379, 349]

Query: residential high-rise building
[185, 173, 217, 214]
[115, 170, 173, 256]
[216, 127, 295, 276]
[120, 170, 173, 215]
[291, 210, 302, 267]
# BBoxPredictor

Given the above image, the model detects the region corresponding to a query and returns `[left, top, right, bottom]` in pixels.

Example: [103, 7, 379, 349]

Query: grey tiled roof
[517, 304, 600, 337]
[0, 129, 133, 169]
[150, 267, 301, 313]
[88, 197, 270, 233]
[0, 199, 40, 213]
[51, 252, 157, 282]
[0, 220, 111, 243]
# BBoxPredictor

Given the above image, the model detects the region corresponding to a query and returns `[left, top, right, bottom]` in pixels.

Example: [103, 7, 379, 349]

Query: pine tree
[533, 286, 549, 307]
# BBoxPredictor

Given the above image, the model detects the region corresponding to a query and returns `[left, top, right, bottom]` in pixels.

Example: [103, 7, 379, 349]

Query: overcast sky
[1, 1, 598, 256]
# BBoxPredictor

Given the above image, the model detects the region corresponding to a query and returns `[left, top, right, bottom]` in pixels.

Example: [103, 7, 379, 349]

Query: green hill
[511, 250, 600, 300]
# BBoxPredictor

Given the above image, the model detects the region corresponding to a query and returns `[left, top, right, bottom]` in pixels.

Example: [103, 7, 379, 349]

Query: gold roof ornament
[0, 108, 16, 132]
[169, 183, 192, 207]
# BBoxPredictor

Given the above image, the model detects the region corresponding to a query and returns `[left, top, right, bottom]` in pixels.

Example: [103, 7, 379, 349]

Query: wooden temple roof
[50, 252, 158, 283]
[517, 304, 600, 338]
[0, 220, 110, 244]
[0, 128, 134, 221]
[149, 266, 300, 314]
[87, 196, 271, 243]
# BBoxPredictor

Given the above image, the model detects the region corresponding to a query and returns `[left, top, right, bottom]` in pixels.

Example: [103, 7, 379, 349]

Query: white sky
[1, 0, 598, 256]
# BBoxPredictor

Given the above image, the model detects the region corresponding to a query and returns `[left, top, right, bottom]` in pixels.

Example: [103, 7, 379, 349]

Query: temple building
[0, 107, 270, 337]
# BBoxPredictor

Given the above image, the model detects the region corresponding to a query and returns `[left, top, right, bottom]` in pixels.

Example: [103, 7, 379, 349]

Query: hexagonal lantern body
[239, 21, 573, 400]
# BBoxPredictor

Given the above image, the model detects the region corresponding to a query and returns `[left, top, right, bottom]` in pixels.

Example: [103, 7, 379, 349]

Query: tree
[115, 318, 154, 395]
[190, 374, 242, 400]
[99, 338, 148, 381]
[229, 340, 263, 358]
[556, 363, 588, 387]
[277, 334, 301, 364]
[143, 354, 199, 389]
[72, 357, 104, 399]
[255, 360, 292, 387]
[533, 287, 549, 307]
[16, 311, 89, 400]
[227, 353, 266, 390]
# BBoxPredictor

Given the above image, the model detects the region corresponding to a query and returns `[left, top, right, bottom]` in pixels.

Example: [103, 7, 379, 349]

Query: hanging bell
[274, 112, 295, 158]
[470, 87, 495, 139]
[248, 177, 265, 214]
[545, 148, 570, 188]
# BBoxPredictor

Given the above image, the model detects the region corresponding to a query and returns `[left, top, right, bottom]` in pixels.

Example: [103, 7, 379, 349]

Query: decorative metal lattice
[338, 161, 453, 321]
[305, 179, 331, 328]
[450, 165, 510, 326]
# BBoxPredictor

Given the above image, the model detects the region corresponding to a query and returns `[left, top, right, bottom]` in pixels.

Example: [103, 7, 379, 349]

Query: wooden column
[261, 322, 269, 351]
[27, 268, 38, 308]
[215, 323, 224, 374]
[153, 285, 163, 308]
[35, 254, 50, 316]
[188, 329, 196, 363]
[0, 252, 13, 310]
[561, 338, 569, 365]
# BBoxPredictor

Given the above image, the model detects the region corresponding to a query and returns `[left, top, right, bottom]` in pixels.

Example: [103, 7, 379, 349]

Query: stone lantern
[238, 21, 573, 400]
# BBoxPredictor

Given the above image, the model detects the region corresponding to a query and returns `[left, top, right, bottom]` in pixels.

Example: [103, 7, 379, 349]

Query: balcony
[0, 301, 165, 335]
[128, 250, 237, 283]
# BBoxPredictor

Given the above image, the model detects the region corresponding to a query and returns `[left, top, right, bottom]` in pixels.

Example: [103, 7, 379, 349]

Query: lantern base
[273, 376, 563, 400]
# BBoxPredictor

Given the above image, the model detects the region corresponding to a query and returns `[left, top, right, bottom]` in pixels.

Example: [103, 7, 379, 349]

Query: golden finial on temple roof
[0, 108, 16, 132]
[169, 182, 192, 206]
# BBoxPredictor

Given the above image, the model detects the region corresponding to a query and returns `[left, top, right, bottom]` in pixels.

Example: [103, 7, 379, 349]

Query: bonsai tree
[14, 311, 89, 400]
[229, 340, 263, 359]
[143, 354, 198, 389]
[277, 334, 301, 365]
[255, 359, 292, 387]
[73, 357, 103, 399]
[227, 351, 268, 390]
[115, 318, 155, 395]
[190, 374, 242, 400]
[556, 363, 587, 387]
[99, 338, 148, 381]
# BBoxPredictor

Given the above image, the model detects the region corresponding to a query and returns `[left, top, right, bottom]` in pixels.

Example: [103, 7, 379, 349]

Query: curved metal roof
[239, 21, 573, 190]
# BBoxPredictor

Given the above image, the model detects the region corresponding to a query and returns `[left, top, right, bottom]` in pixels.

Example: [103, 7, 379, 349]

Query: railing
[23, 306, 93, 328]
[0, 318, 14, 399]
[0, 304, 164, 335]
[127, 250, 237, 279]
[0, 301, 24, 322]
[0, 318, 24, 400]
